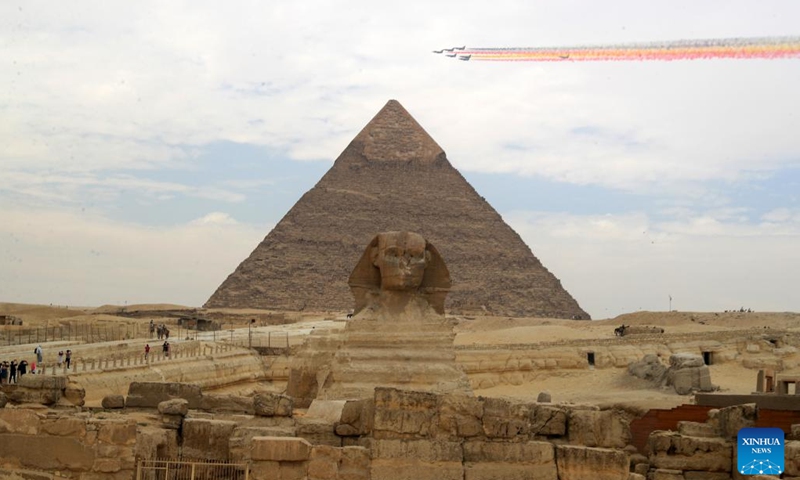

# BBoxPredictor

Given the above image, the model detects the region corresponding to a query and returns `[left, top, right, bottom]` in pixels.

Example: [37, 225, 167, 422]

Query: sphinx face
[372, 232, 428, 291]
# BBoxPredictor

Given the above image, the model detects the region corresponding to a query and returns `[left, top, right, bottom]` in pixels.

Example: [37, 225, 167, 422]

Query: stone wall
[0, 409, 137, 479]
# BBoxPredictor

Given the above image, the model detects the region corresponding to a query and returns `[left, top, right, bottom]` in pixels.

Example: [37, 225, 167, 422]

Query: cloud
[0, 207, 266, 307]
[506, 209, 800, 318]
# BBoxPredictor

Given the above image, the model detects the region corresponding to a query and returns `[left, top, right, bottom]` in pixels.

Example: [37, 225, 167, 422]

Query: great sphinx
[347, 231, 451, 316]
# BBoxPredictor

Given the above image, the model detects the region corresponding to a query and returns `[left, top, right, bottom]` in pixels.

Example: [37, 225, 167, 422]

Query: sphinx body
[315, 232, 471, 400]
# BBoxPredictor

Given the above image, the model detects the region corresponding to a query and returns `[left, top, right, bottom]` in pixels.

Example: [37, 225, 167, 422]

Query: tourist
[149, 320, 155, 338]
[57, 350, 64, 367]
[18, 359, 28, 377]
[65, 349, 72, 369]
[9, 359, 17, 383]
[0, 362, 7, 384]
[162, 341, 169, 357]
[30, 362, 36, 374]
[144, 344, 150, 359]
[35, 345, 43, 364]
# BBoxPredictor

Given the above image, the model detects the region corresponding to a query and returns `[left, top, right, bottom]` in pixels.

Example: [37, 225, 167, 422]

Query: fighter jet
[458, 55, 471, 61]
[446, 53, 457, 57]
[432, 49, 444, 54]
[443, 47, 455, 52]
[559, 54, 570, 59]
[454, 46, 466, 50]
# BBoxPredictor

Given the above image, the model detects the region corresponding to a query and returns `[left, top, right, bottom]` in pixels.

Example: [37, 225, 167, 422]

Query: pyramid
[205, 100, 589, 319]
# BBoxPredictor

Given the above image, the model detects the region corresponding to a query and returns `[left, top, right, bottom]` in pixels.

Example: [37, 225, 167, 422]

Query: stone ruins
[205, 100, 588, 319]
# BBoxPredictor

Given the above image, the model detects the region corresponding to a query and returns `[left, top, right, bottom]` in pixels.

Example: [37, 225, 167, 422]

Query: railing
[136, 458, 249, 480]
[225, 331, 290, 350]
[0, 323, 145, 345]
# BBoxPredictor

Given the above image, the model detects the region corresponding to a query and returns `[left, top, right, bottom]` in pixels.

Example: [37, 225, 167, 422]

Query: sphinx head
[348, 231, 451, 314]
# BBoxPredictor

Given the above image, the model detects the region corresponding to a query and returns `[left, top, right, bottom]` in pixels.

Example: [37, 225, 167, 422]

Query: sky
[1, 1, 799, 319]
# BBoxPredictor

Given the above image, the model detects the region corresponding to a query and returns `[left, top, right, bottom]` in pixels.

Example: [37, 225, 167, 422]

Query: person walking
[18, 359, 28, 377]
[144, 344, 150, 360]
[57, 350, 64, 367]
[65, 350, 72, 369]
[35, 345, 43, 364]
[9, 360, 17, 383]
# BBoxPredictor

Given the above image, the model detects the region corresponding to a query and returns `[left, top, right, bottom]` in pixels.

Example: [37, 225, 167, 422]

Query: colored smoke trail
[435, 37, 800, 62]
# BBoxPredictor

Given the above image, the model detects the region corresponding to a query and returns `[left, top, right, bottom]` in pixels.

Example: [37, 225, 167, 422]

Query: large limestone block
[254, 392, 294, 417]
[297, 417, 342, 447]
[135, 426, 179, 460]
[251, 436, 312, 461]
[677, 422, 717, 438]
[126, 382, 202, 408]
[438, 394, 483, 438]
[715, 404, 756, 440]
[200, 393, 254, 414]
[0, 433, 95, 472]
[482, 397, 531, 439]
[0, 409, 41, 434]
[96, 419, 137, 445]
[464, 441, 557, 480]
[230, 426, 298, 462]
[786, 440, 800, 476]
[336, 398, 374, 436]
[64, 381, 86, 407]
[531, 404, 567, 437]
[648, 431, 731, 472]
[370, 439, 463, 480]
[373, 388, 438, 438]
[102, 394, 125, 409]
[650, 470, 684, 480]
[41, 416, 86, 437]
[158, 398, 189, 416]
[182, 418, 237, 460]
[8, 375, 66, 405]
[555, 445, 629, 480]
[568, 409, 631, 448]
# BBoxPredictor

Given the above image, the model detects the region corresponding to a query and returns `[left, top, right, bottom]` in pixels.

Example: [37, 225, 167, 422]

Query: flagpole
[669, 295, 672, 312]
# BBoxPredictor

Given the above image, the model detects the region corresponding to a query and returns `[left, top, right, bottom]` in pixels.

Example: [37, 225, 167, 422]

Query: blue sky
[1, 1, 799, 318]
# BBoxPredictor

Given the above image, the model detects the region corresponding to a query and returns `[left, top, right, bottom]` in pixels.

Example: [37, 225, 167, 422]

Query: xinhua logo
[737, 427, 784, 475]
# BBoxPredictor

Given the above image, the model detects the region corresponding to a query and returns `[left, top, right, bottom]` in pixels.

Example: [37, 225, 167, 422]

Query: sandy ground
[2, 303, 798, 410]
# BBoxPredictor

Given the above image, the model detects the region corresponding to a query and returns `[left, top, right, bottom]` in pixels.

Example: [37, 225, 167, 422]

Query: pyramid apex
[347, 99, 445, 165]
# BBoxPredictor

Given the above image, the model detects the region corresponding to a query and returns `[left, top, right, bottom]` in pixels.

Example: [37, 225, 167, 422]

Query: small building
[177, 316, 219, 331]
[0, 314, 22, 326]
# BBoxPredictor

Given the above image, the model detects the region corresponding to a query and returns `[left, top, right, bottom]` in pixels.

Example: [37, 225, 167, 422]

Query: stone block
[0, 392, 7, 408]
[64, 381, 86, 407]
[481, 397, 530, 439]
[715, 404, 756, 439]
[251, 436, 313, 461]
[297, 418, 342, 447]
[0, 433, 95, 471]
[200, 393, 254, 414]
[340, 446, 370, 480]
[374, 388, 438, 438]
[308, 445, 341, 480]
[786, 440, 800, 476]
[555, 445, 629, 480]
[102, 394, 126, 409]
[648, 431, 731, 472]
[650, 469, 684, 480]
[531, 404, 567, 437]
[41, 416, 86, 437]
[126, 381, 202, 408]
[158, 398, 189, 416]
[0, 409, 41, 434]
[254, 392, 294, 417]
[683, 472, 732, 480]
[438, 394, 483, 438]
[677, 421, 717, 438]
[182, 418, 237, 460]
[96, 419, 137, 445]
[464, 441, 557, 480]
[135, 426, 179, 460]
[537, 391, 552, 403]
[568, 409, 631, 448]
[370, 439, 462, 462]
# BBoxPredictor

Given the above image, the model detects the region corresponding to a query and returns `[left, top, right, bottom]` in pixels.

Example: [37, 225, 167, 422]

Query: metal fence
[0, 324, 145, 346]
[136, 458, 249, 480]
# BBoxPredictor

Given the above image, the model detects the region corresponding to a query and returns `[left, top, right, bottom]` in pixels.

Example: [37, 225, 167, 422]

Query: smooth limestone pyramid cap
[205, 100, 589, 319]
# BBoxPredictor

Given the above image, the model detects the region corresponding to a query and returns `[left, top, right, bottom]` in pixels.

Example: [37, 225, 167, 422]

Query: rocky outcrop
[666, 354, 715, 395]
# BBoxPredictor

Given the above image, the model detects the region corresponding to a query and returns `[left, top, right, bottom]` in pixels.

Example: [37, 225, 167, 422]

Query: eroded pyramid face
[205, 100, 588, 319]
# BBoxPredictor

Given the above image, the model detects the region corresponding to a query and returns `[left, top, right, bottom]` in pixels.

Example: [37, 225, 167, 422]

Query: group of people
[0, 359, 30, 384]
[56, 349, 72, 369]
[143, 341, 172, 359]
[149, 320, 171, 340]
